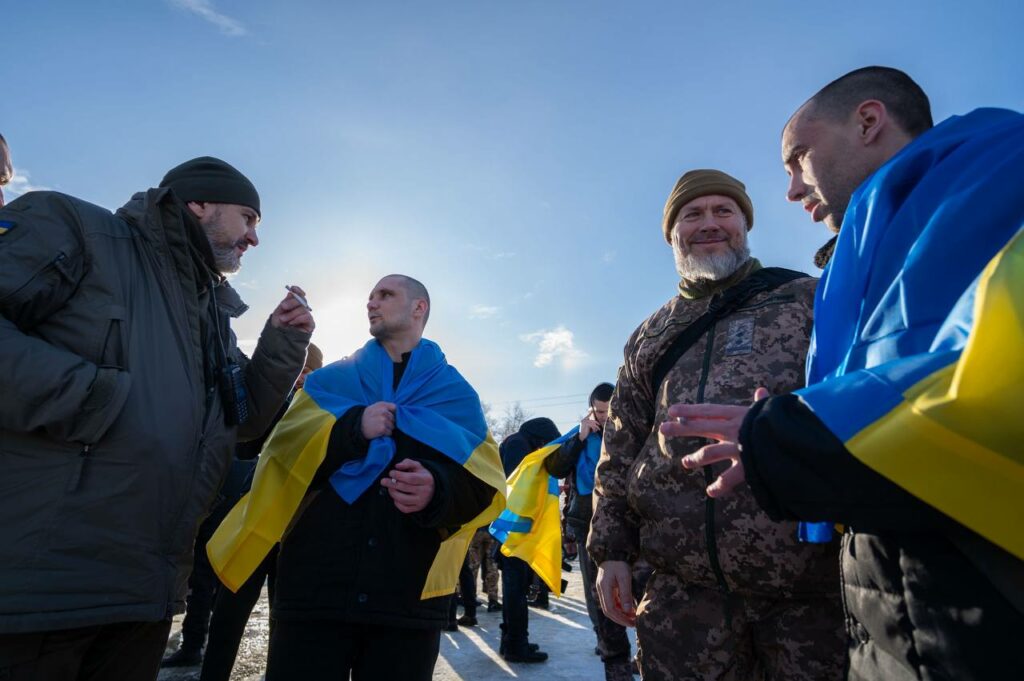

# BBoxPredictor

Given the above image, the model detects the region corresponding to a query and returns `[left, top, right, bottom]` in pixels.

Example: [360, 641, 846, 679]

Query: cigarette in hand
[285, 285, 312, 311]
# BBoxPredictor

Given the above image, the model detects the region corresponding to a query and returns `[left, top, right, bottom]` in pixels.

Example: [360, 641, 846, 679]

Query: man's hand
[659, 387, 769, 498]
[270, 284, 315, 333]
[361, 402, 396, 440]
[579, 415, 600, 441]
[596, 560, 636, 627]
[381, 458, 436, 514]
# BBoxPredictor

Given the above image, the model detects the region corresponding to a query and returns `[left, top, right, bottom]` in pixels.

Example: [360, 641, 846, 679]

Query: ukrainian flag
[798, 108, 1024, 559]
[490, 428, 580, 596]
[207, 338, 507, 599]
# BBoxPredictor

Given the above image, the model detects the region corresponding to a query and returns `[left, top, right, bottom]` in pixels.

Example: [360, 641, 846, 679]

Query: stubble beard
[201, 209, 244, 274]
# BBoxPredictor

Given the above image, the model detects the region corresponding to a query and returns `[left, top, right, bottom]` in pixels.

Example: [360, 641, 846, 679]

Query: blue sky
[4, 1, 1023, 430]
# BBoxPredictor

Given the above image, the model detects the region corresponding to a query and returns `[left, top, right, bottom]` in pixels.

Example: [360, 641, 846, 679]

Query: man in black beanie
[0, 156, 314, 681]
[498, 417, 562, 664]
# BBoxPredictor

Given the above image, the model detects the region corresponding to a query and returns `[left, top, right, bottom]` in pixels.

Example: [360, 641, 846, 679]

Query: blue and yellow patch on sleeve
[0, 220, 15, 235]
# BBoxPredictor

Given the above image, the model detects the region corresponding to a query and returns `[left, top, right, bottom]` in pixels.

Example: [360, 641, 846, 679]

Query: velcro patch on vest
[723, 317, 755, 356]
[0, 220, 14, 235]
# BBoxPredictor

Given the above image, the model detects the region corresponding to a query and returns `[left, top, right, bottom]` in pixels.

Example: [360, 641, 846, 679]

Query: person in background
[545, 383, 636, 681]
[497, 418, 561, 664]
[0, 133, 12, 208]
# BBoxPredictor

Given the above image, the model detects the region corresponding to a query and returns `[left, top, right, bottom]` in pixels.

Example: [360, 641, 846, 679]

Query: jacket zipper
[65, 444, 91, 492]
[694, 315, 734, 619]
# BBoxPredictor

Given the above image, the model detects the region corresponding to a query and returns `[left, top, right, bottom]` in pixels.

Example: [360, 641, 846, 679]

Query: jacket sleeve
[0, 196, 131, 443]
[544, 435, 584, 478]
[234, 317, 311, 441]
[588, 329, 649, 565]
[740, 394, 951, 532]
[415, 450, 496, 530]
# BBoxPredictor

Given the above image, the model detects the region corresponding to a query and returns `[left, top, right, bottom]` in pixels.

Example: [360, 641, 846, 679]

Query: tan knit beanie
[305, 342, 324, 371]
[662, 169, 754, 244]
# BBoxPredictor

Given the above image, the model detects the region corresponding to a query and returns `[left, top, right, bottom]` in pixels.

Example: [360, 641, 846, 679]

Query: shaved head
[383, 274, 431, 325]
[799, 66, 933, 138]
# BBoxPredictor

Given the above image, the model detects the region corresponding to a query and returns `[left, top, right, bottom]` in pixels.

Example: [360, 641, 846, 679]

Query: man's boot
[503, 644, 549, 663]
[161, 645, 203, 668]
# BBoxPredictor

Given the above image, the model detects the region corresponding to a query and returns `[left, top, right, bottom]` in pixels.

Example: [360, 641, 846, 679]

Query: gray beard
[210, 244, 241, 274]
[674, 240, 751, 281]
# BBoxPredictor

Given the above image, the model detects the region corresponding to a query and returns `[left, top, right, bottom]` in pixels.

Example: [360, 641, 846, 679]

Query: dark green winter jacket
[0, 188, 309, 633]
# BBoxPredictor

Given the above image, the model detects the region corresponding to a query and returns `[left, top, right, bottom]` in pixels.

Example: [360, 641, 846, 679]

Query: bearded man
[589, 169, 845, 680]
[0, 156, 313, 681]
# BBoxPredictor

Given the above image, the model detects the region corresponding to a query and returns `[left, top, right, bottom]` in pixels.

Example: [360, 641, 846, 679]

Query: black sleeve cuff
[411, 458, 451, 528]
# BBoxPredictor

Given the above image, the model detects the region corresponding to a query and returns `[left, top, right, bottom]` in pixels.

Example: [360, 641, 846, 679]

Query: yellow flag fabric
[207, 340, 508, 599]
[847, 229, 1024, 559]
[489, 430, 578, 596]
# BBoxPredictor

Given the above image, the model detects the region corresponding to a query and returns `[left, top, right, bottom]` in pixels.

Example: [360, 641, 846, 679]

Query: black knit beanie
[160, 156, 261, 217]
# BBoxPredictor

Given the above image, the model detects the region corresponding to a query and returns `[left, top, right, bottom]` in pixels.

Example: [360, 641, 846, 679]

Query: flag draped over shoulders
[207, 338, 507, 599]
[490, 427, 580, 595]
[797, 108, 1024, 559]
[575, 431, 602, 496]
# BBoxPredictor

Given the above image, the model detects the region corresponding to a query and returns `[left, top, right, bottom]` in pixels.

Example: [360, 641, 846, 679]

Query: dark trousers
[571, 520, 631, 664]
[500, 555, 532, 651]
[179, 510, 224, 652]
[265, 619, 440, 681]
[0, 621, 171, 681]
[198, 548, 277, 681]
[458, 559, 476, 617]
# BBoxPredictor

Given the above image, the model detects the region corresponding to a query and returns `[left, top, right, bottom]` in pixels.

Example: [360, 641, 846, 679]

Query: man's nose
[786, 172, 807, 203]
[246, 227, 259, 247]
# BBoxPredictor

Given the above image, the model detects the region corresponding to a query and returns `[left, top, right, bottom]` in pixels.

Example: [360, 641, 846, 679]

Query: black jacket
[499, 417, 561, 477]
[740, 394, 1024, 680]
[273, 354, 495, 629]
[544, 434, 594, 530]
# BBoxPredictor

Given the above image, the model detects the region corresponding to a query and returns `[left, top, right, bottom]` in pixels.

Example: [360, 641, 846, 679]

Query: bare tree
[493, 401, 531, 442]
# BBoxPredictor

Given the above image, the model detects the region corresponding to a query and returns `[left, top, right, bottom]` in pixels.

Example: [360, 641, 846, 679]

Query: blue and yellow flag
[208, 338, 507, 599]
[490, 428, 581, 596]
[797, 108, 1024, 559]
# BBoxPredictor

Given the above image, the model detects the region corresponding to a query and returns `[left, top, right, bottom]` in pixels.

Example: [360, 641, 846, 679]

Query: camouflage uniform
[589, 273, 845, 681]
[466, 527, 499, 603]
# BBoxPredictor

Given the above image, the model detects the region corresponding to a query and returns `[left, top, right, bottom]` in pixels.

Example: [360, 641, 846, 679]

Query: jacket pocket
[97, 305, 129, 370]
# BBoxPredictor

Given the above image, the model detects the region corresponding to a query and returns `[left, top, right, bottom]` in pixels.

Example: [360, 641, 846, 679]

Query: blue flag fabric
[796, 108, 1024, 558]
[302, 338, 487, 503]
[575, 431, 602, 496]
[208, 336, 508, 598]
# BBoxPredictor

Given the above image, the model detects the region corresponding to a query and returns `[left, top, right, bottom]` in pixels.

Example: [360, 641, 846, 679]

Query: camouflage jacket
[588, 273, 839, 598]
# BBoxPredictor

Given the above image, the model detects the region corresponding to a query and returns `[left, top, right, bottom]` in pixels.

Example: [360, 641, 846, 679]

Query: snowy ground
[158, 558, 636, 680]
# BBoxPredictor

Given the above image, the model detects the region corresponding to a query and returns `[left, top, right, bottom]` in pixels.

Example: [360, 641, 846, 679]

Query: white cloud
[520, 325, 586, 368]
[469, 304, 499, 319]
[3, 170, 50, 201]
[170, 0, 247, 36]
[602, 250, 617, 263]
[488, 251, 516, 260]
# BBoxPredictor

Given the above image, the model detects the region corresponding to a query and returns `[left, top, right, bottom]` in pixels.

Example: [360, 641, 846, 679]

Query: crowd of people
[0, 64, 1020, 681]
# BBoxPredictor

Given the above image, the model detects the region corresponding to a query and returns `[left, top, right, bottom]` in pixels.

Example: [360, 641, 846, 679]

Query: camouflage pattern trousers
[467, 528, 499, 602]
[635, 571, 846, 681]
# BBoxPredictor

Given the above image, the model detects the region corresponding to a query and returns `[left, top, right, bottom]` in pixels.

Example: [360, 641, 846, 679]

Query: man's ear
[414, 298, 428, 320]
[186, 200, 209, 220]
[855, 100, 888, 146]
